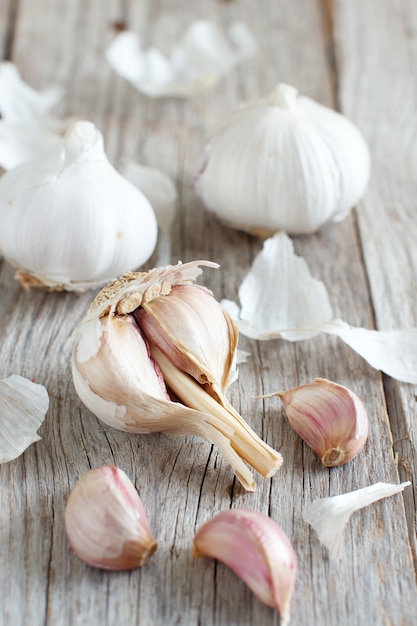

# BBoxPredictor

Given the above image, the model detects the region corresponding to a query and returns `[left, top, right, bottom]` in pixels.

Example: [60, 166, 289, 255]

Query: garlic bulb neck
[63, 121, 106, 166]
[267, 83, 299, 112]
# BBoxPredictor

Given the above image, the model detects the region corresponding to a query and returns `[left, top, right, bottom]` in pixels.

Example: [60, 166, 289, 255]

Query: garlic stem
[267, 83, 299, 112]
[150, 344, 283, 481]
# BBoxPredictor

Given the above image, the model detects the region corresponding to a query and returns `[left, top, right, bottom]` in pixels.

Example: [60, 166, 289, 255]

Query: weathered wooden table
[1, 1, 416, 624]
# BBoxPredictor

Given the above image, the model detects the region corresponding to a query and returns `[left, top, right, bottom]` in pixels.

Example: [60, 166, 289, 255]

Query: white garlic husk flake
[0, 120, 158, 291]
[72, 261, 283, 491]
[0, 375, 49, 463]
[194, 83, 370, 235]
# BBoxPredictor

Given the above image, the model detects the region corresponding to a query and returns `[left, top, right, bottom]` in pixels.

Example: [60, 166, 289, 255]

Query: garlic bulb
[71, 261, 283, 491]
[193, 509, 296, 624]
[264, 378, 369, 467]
[0, 120, 158, 291]
[194, 83, 370, 235]
[65, 465, 158, 570]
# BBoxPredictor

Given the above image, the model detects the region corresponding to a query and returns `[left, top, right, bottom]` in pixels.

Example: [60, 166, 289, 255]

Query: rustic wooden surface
[0, 1, 416, 624]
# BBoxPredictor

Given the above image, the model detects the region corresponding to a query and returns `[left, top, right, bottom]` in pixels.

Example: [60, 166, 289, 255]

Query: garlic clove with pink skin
[65, 466, 158, 570]
[264, 378, 369, 467]
[193, 509, 296, 625]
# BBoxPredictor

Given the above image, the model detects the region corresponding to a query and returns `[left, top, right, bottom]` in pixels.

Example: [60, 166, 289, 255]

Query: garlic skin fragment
[193, 509, 296, 624]
[223, 231, 417, 384]
[0, 121, 158, 291]
[106, 20, 257, 98]
[267, 378, 369, 467]
[71, 261, 283, 491]
[0, 61, 63, 170]
[194, 83, 370, 235]
[65, 466, 158, 570]
[303, 481, 411, 559]
[0, 375, 49, 463]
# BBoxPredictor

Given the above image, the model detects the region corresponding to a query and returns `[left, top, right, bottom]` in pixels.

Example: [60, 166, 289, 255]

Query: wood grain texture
[0, 1, 416, 625]
[333, 0, 417, 570]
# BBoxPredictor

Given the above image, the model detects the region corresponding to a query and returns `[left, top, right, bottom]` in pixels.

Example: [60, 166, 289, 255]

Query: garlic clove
[134, 282, 238, 407]
[72, 261, 283, 491]
[194, 82, 370, 235]
[265, 378, 368, 467]
[65, 465, 158, 570]
[0, 120, 158, 291]
[303, 481, 411, 559]
[193, 508, 296, 624]
[0, 375, 49, 463]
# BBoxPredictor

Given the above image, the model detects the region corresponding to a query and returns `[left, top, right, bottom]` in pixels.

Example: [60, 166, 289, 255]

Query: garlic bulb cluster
[193, 509, 296, 624]
[0, 120, 158, 291]
[267, 378, 369, 467]
[71, 261, 282, 491]
[194, 83, 370, 235]
[65, 466, 158, 570]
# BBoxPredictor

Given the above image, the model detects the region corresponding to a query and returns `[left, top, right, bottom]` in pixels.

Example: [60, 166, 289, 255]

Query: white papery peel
[0, 62, 63, 170]
[0, 375, 49, 462]
[106, 20, 257, 98]
[222, 232, 417, 384]
[303, 481, 411, 559]
[121, 161, 178, 266]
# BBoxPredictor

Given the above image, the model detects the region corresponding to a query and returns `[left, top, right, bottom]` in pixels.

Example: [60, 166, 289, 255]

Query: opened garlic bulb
[65, 465, 158, 570]
[72, 261, 283, 491]
[0, 120, 157, 291]
[194, 83, 370, 235]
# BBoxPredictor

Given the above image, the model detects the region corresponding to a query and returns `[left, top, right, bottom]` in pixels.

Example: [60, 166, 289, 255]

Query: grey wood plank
[334, 0, 417, 570]
[0, 1, 415, 625]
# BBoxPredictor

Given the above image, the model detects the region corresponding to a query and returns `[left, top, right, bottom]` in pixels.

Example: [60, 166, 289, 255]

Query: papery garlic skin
[65, 465, 158, 570]
[303, 481, 411, 559]
[194, 83, 370, 235]
[0, 121, 158, 291]
[72, 261, 283, 491]
[0, 375, 49, 463]
[272, 378, 368, 467]
[193, 509, 296, 624]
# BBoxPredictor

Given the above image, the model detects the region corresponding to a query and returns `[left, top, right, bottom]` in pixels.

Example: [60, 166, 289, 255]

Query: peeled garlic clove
[193, 509, 296, 624]
[271, 378, 368, 467]
[72, 261, 283, 492]
[65, 465, 158, 570]
[194, 83, 370, 235]
[0, 120, 158, 292]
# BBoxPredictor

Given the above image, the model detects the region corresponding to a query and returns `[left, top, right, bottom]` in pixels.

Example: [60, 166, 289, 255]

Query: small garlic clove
[268, 378, 368, 467]
[193, 509, 296, 624]
[72, 261, 283, 491]
[65, 465, 158, 570]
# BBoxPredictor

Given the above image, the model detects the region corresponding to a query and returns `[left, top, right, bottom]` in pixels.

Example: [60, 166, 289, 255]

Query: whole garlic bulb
[0, 121, 158, 291]
[194, 83, 370, 236]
